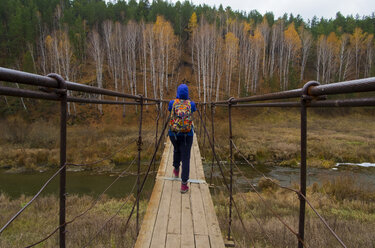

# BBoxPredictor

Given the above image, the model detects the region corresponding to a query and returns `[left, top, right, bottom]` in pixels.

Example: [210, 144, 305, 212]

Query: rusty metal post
[298, 81, 319, 248]
[199, 104, 203, 138]
[298, 96, 307, 248]
[227, 100, 234, 242]
[203, 104, 207, 148]
[155, 102, 160, 149]
[60, 82, 67, 248]
[136, 96, 144, 235]
[48, 74, 67, 248]
[154, 102, 161, 173]
[209, 104, 215, 185]
[161, 102, 167, 148]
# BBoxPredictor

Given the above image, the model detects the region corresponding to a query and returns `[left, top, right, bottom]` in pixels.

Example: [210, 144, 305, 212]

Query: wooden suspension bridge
[135, 135, 225, 248]
[1, 67, 374, 247]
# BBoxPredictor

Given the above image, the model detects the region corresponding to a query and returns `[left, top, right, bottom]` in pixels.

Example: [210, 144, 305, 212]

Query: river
[203, 161, 375, 192]
[1, 162, 374, 198]
[0, 163, 156, 199]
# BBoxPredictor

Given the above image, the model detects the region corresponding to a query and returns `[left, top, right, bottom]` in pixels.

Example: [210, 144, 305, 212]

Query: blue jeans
[169, 134, 193, 184]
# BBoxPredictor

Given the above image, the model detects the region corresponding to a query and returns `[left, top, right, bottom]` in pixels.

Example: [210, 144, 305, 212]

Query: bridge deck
[135, 135, 225, 248]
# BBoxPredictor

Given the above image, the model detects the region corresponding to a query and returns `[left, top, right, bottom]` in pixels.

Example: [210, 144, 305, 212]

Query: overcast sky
[170, 0, 375, 21]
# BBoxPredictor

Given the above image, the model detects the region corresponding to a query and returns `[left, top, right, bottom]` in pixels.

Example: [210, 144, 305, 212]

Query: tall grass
[213, 175, 375, 247]
[0, 193, 144, 247]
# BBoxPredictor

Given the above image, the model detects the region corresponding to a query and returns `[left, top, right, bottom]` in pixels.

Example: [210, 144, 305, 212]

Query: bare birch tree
[88, 27, 104, 114]
[298, 26, 312, 82]
[224, 32, 238, 97]
[350, 27, 365, 78]
[364, 34, 374, 77]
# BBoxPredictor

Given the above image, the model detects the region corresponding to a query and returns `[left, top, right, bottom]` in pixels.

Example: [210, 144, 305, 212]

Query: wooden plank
[150, 179, 173, 248]
[149, 143, 175, 248]
[157, 141, 171, 178]
[167, 180, 182, 234]
[134, 178, 165, 248]
[135, 140, 172, 248]
[200, 185, 226, 248]
[195, 235, 210, 248]
[166, 234, 180, 248]
[181, 192, 194, 248]
[190, 184, 208, 236]
[193, 134, 225, 248]
[189, 143, 197, 180]
[193, 137, 205, 181]
[136, 134, 225, 248]
[165, 139, 174, 178]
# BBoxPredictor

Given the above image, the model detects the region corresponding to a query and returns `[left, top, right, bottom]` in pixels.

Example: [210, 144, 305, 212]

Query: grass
[198, 108, 375, 168]
[2, 105, 374, 171]
[0, 193, 145, 248]
[0, 106, 166, 172]
[212, 175, 375, 247]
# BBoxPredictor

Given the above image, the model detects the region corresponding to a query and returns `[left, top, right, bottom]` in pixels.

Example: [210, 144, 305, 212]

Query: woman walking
[168, 83, 196, 193]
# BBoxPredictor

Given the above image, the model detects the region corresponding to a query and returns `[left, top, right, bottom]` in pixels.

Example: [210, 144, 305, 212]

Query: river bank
[0, 108, 374, 172]
[0, 113, 165, 172]
[198, 108, 375, 169]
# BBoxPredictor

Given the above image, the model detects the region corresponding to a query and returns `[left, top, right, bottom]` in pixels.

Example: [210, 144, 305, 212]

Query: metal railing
[1, 66, 375, 247]
[196, 77, 375, 248]
[0, 67, 170, 247]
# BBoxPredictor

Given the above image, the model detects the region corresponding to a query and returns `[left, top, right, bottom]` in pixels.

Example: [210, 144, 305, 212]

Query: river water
[203, 162, 375, 192]
[0, 163, 156, 199]
[1, 162, 374, 198]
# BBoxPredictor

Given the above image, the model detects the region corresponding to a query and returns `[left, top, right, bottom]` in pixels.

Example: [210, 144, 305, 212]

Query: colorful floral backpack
[170, 99, 193, 133]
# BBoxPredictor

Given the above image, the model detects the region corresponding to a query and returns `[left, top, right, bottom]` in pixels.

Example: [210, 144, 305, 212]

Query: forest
[0, 0, 375, 114]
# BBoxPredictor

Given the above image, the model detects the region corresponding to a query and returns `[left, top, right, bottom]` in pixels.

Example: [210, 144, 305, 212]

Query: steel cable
[196, 108, 262, 245]
[118, 116, 170, 237]
[0, 165, 66, 235]
[231, 139, 347, 248]
[214, 154, 273, 245]
[25, 140, 155, 248]
[197, 108, 308, 247]
[231, 139, 299, 193]
[66, 138, 137, 167]
[82, 115, 170, 247]
[81, 178, 138, 248]
[230, 156, 308, 247]
[1, 137, 139, 234]
[22, 124, 154, 247]
[82, 140, 156, 247]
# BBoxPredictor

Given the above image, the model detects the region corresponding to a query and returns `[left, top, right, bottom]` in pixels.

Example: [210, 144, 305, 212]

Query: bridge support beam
[209, 104, 215, 186]
[47, 73, 67, 248]
[298, 96, 307, 248]
[227, 99, 234, 243]
[298, 81, 320, 248]
[137, 96, 144, 235]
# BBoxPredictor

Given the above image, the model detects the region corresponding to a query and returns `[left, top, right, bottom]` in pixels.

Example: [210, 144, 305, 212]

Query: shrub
[1, 117, 29, 144]
[321, 175, 375, 201]
[258, 177, 279, 192]
[27, 121, 57, 148]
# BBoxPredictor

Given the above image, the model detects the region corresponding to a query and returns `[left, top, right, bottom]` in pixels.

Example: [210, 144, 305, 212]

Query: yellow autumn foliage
[187, 12, 198, 33]
[284, 22, 301, 52]
[225, 32, 239, 52]
[251, 28, 264, 47]
[327, 32, 339, 54]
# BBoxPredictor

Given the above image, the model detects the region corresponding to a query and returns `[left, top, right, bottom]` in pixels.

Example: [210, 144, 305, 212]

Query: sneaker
[181, 183, 189, 193]
[173, 168, 179, 178]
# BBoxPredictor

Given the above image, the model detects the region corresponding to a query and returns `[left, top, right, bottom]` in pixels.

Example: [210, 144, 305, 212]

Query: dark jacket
[168, 84, 196, 136]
